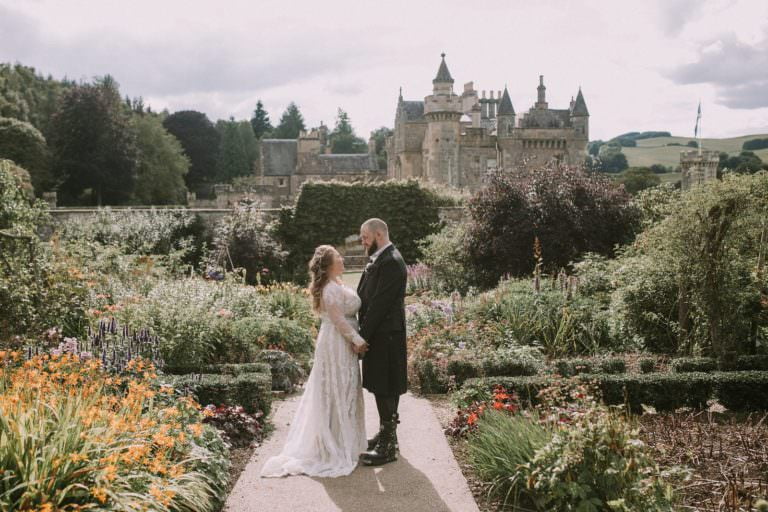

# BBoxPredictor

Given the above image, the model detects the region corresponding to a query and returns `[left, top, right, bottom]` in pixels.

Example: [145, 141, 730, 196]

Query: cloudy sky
[1, 0, 766, 140]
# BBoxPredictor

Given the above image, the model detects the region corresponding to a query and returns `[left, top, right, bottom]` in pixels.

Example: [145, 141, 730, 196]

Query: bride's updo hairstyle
[308, 244, 337, 313]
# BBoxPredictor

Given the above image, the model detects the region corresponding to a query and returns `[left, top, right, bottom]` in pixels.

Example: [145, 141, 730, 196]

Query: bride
[260, 244, 369, 478]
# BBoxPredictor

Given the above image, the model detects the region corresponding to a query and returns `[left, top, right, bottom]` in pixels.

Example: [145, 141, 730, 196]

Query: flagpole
[698, 99, 702, 156]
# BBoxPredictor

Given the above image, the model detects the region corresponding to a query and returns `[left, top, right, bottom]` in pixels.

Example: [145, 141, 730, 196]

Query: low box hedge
[460, 371, 768, 413]
[166, 372, 272, 415]
[671, 357, 717, 373]
[162, 362, 272, 376]
[671, 356, 768, 373]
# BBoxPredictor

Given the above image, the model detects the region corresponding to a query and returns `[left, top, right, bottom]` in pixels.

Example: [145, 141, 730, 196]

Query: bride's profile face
[328, 250, 344, 278]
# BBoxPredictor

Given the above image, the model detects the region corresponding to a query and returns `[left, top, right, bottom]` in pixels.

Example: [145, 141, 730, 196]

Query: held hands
[352, 342, 369, 355]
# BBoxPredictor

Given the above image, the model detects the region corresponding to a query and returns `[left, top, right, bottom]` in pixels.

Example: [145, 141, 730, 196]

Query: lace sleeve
[323, 283, 366, 347]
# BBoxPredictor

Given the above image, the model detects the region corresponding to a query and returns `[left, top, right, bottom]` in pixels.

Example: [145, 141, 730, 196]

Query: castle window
[278, 178, 286, 187]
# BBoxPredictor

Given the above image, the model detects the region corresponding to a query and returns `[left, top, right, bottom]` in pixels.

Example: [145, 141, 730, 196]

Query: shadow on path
[314, 455, 452, 512]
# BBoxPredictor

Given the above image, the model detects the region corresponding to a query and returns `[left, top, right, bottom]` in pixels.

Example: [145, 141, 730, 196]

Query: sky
[1, 0, 766, 141]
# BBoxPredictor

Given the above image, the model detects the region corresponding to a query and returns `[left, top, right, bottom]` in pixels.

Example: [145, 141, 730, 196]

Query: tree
[370, 126, 393, 169]
[250, 100, 273, 139]
[598, 144, 629, 173]
[329, 108, 367, 154]
[616, 167, 661, 195]
[49, 77, 138, 205]
[718, 151, 767, 174]
[216, 118, 251, 182]
[132, 114, 189, 204]
[0, 63, 73, 138]
[0, 117, 50, 192]
[466, 164, 640, 287]
[238, 121, 259, 172]
[162, 110, 220, 195]
[272, 102, 306, 139]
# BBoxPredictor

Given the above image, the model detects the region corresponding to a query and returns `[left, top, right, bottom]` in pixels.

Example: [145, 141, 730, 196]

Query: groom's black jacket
[357, 244, 408, 396]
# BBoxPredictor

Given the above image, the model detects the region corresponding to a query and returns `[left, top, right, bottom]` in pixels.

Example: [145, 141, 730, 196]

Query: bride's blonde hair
[308, 245, 338, 313]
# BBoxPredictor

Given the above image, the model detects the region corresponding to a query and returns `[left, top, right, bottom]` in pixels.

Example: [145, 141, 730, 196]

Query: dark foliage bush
[465, 165, 640, 287]
[255, 349, 306, 392]
[275, 180, 452, 281]
[555, 358, 595, 377]
[162, 362, 272, 376]
[671, 357, 718, 373]
[413, 359, 450, 394]
[169, 372, 272, 415]
[459, 371, 768, 413]
[599, 357, 627, 374]
[639, 358, 657, 373]
[742, 138, 768, 151]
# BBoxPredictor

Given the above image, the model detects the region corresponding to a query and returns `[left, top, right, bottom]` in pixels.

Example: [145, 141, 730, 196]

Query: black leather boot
[360, 418, 397, 466]
[367, 423, 383, 451]
[368, 413, 400, 451]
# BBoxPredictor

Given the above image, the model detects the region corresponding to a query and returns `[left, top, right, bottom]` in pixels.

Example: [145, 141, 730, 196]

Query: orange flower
[493, 401, 504, 410]
[467, 413, 478, 425]
[92, 487, 108, 504]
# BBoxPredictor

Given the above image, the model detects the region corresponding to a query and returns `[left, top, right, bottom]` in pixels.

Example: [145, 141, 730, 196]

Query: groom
[356, 218, 408, 466]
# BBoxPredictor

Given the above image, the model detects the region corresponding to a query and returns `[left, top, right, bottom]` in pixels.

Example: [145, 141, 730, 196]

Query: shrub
[412, 358, 450, 394]
[0, 353, 229, 511]
[713, 371, 768, 411]
[162, 362, 272, 376]
[599, 357, 627, 374]
[0, 117, 50, 191]
[468, 410, 552, 509]
[275, 180, 451, 281]
[418, 222, 477, 293]
[554, 358, 594, 377]
[480, 348, 541, 377]
[465, 164, 640, 287]
[255, 349, 306, 392]
[210, 204, 287, 285]
[202, 405, 264, 448]
[721, 354, 768, 371]
[639, 358, 657, 373]
[671, 357, 717, 373]
[520, 405, 677, 511]
[460, 372, 768, 413]
[168, 371, 272, 415]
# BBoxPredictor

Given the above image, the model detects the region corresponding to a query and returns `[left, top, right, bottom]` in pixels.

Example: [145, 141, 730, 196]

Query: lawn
[622, 133, 768, 168]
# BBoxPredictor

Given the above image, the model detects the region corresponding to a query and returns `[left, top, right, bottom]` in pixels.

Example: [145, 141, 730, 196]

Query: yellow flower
[189, 423, 204, 437]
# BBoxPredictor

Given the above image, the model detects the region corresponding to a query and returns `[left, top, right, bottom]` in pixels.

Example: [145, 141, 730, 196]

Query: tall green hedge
[275, 180, 451, 279]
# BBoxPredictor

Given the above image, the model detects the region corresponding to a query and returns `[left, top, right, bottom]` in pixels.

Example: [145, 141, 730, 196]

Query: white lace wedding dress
[260, 280, 367, 478]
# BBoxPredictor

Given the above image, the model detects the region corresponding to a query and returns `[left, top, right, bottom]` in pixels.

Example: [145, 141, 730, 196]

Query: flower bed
[0, 352, 229, 511]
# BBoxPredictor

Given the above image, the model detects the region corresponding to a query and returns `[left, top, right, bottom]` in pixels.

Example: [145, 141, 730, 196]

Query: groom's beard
[366, 241, 378, 257]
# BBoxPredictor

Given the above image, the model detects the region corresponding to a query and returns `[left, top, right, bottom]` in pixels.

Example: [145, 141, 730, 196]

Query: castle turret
[497, 86, 516, 136]
[570, 87, 589, 138]
[535, 75, 548, 109]
[432, 53, 454, 95]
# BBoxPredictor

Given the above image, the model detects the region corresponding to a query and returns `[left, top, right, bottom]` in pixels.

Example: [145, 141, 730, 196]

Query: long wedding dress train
[260, 281, 367, 478]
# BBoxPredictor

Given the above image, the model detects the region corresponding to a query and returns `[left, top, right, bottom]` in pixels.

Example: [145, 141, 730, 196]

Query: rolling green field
[622, 134, 768, 168]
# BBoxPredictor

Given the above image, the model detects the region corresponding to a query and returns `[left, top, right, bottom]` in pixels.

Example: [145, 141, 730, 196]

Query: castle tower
[497, 86, 516, 136]
[423, 53, 463, 186]
[680, 150, 719, 190]
[535, 75, 548, 109]
[570, 87, 589, 138]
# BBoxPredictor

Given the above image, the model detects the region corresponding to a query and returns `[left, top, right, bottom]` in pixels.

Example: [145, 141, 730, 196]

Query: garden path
[224, 389, 479, 512]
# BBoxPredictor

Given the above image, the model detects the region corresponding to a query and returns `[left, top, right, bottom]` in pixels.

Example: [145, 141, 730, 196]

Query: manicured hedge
[459, 371, 768, 413]
[162, 362, 272, 376]
[671, 355, 768, 373]
[167, 372, 272, 415]
[275, 180, 453, 279]
[671, 357, 717, 373]
[554, 358, 595, 376]
[256, 349, 306, 392]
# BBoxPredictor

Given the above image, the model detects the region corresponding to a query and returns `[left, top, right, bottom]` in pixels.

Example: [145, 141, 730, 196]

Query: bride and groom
[260, 218, 408, 478]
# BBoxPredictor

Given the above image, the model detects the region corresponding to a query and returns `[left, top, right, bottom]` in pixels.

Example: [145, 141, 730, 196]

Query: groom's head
[360, 218, 389, 257]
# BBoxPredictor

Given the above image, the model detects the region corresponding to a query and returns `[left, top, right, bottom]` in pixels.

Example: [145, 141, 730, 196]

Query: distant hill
[618, 134, 768, 169]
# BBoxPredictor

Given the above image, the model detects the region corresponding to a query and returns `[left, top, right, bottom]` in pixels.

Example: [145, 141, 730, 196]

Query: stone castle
[386, 54, 590, 191]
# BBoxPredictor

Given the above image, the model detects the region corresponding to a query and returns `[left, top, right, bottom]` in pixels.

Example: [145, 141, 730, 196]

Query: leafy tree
[250, 100, 273, 138]
[238, 121, 259, 172]
[743, 138, 768, 151]
[0, 117, 50, 192]
[162, 110, 220, 195]
[718, 151, 767, 174]
[649, 164, 669, 174]
[0, 63, 73, 137]
[370, 126, 393, 169]
[615, 167, 661, 195]
[49, 77, 138, 205]
[466, 164, 640, 287]
[272, 102, 306, 139]
[132, 114, 189, 204]
[216, 118, 255, 182]
[587, 140, 604, 156]
[329, 108, 367, 154]
[597, 144, 629, 173]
